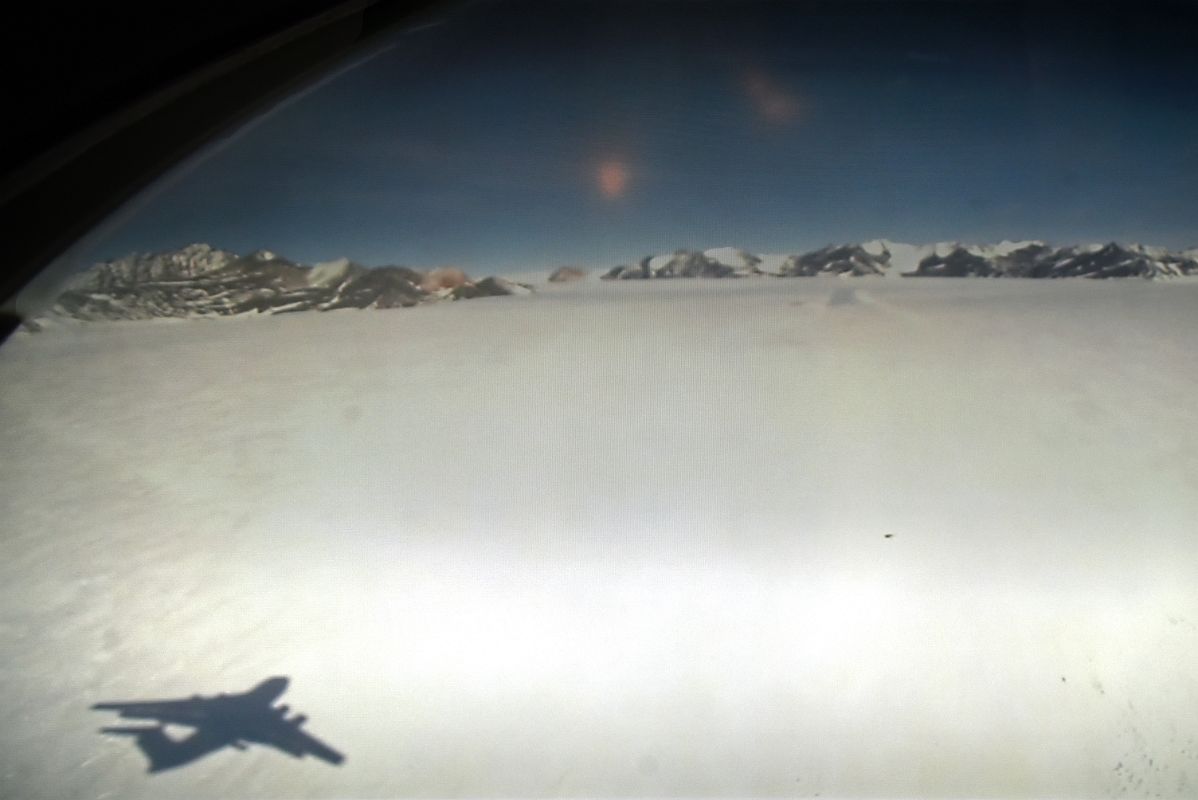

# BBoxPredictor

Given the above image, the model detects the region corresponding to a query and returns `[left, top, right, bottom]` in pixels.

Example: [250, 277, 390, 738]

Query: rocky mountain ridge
[46, 244, 532, 322]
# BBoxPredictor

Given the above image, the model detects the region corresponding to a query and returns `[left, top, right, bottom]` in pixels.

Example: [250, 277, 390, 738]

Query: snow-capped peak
[308, 257, 355, 288]
[703, 247, 761, 270]
[991, 240, 1044, 256]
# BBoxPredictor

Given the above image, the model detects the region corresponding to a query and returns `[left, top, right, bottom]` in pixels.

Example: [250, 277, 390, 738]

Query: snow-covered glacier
[2, 275, 1197, 799]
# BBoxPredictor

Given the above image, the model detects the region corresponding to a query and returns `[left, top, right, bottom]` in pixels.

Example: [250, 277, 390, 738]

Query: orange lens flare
[597, 160, 630, 199]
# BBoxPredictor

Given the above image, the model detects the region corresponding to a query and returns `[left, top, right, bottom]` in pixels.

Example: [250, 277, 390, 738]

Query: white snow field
[2, 277, 1198, 799]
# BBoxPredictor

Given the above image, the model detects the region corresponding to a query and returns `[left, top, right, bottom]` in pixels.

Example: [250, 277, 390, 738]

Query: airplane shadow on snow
[91, 676, 345, 773]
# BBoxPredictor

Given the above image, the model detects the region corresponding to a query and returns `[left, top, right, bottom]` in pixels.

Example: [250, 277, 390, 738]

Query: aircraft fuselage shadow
[92, 676, 345, 772]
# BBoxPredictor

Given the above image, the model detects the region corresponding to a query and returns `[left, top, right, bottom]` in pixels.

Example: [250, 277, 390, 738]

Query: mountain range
[38, 239, 1198, 324]
[602, 241, 1198, 280]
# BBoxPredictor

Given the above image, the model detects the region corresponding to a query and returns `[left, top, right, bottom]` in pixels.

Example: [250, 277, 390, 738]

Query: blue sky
[80, 1, 1198, 272]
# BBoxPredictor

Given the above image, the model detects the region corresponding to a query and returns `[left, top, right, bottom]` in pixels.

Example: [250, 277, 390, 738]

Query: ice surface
[2, 279, 1198, 798]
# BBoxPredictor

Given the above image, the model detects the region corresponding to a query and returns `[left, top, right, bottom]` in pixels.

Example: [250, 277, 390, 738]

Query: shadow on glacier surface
[92, 676, 344, 772]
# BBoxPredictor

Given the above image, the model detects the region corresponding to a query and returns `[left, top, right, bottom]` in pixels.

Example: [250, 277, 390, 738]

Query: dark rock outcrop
[909, 248, 1000, 277]
[780, 244, 890, 276]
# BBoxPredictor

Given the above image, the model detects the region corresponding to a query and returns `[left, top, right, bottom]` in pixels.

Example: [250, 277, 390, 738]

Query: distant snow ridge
[909, 241, 1198, 278]
[548, 266, 588, 283]
[601, 243, 893, 279]
[48, 245, 532, 322]
[601, 242, 1198, 281]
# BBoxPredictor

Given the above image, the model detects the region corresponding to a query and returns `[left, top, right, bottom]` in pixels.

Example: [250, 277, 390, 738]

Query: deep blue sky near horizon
[77, 1, 1198, 272]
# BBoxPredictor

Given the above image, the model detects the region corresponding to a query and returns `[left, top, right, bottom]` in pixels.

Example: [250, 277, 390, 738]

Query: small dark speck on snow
[1061, 676, 1067, 682]
[884, 534, 894, 538]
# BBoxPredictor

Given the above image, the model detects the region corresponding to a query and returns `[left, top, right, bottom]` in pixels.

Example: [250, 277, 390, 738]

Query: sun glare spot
[743, 69, 800, 124]
[597, 160, 630, 199]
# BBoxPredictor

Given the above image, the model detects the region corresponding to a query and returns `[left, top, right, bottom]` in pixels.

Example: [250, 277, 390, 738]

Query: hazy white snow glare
[2, 277, 1198, 798]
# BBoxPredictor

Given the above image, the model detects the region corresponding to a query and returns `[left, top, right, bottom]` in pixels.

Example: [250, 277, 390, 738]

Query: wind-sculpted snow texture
[601, 242, 1198, 281]
[48, 244, 531, 322]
